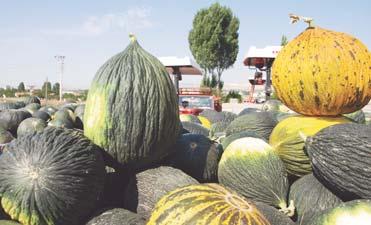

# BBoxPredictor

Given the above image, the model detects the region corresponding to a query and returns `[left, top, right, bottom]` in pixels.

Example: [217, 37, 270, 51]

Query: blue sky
[1, 0, 370, 89]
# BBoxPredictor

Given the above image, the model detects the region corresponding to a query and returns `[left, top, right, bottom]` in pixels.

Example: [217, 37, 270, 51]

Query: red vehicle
[178, 88, 222, 115]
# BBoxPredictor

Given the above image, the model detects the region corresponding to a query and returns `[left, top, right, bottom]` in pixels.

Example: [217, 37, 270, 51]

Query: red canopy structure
[243, 46, 282, 101]
[159, 57, 202, 94]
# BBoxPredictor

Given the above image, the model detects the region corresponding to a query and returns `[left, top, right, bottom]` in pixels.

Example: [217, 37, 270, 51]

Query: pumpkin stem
[129, 33, 137, 42]
[289, 13, 314, 28]
[278, 200, 295, 217]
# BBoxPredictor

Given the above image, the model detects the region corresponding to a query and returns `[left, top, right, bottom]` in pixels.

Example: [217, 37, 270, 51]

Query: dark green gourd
[84, 35, 180, 168]
[0, 127, 106, 225]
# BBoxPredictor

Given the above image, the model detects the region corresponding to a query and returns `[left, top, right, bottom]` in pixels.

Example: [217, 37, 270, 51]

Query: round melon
[306, 123, 371, 200]
[199, 109, 224, 123]
[238, 108, 261, 117]
[17, 118, 47, 137]
[48, 118, 75, 129]
[0, 110, 31, 136]
[180, 114, 201, 124]
[209, 121, 229, 139]
[343, 110, 366, 124]
[39, 106, 58, 116]
[0, 103, 20, 111]
[225, 112, 277, 140]
[269, 115, 349, 177]
[218, 137, 291, 214]
[197, 115, 211, 129]
[74, 104, 85, 116]
[124, 166, 198, 219]
[254, 202, 295, 225]
[147, 183, 270, 225]
[24, 103, 41, 114]
[289, 174, 342, 225]
[23, 96, 40, 105]
[86, 208, 145, 225]
[84, 35, 180, 168]
[0, 221, 22, 225]
[312, 200, 371, 225]
[181, 121, 209, 137]
[272, 26, 371, 116]
[0, 127, 106, 225]
[32, 110, 51, 122]
[221, 131, 264, 150]
[168, 134, 222, 182]
[0, 128, 13, 145]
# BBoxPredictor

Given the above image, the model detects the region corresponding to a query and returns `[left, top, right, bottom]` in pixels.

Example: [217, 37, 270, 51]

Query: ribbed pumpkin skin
[124, 166, 198, 219]
[254, 202, 295, 225]
[221, 131, 264, 150]
[180, 114, 201, 124]
[181, 121, 209, 137]
[225, 112, 277, 140]
[289, 174, 342, 225]
[311, 200, 371, 225]
[269, 115, 349, 177]
[0, 127, 106, 225]
[84, 37, 180, 168]
[0, 221, 22, 225]
[17, 118, 47, 137]
[306, 123, 371, 199]
[168, 134, 222, 182]
[272, 27, 371, 116]
[147, 183, 270, 225]
[218, 138, 289, 209]
[86, 208, 145, 225]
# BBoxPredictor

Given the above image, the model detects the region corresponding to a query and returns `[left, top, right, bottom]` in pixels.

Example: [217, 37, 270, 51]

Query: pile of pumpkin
[0, 23, 369, 225]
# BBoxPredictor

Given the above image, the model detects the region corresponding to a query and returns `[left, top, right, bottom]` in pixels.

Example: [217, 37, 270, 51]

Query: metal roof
[243, 46, 282, 66]
[158, 56, 202, 75]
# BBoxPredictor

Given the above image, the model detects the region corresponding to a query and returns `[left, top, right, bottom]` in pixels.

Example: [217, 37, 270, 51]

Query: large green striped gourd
[0, 127, 105, 225]
[312, 200, 371, 225]
[84, 35, 180, 168]
[289, 174, 342, 225]
[0, 221, 22, 225]
[269, 115, 349, 177]
[147, 183, 270, 225]
[218, 137, 291, 214]
[306, 123, 371, 199]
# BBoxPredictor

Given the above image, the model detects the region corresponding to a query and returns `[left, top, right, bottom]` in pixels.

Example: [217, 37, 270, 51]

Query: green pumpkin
[289, 174, 342, 225]
[124, 166, 198, 219]
[0, 221, 22, 225]
[84, 35, 180, 168]
[218, 137, 292, 215]
[17, 118, 47, 137]
[0, 127, 106, 225]
[307, 123, 371, 200]
[86, 208, 145, 225]
[312, 200, 371, 225]
[225, 112, 277, 140]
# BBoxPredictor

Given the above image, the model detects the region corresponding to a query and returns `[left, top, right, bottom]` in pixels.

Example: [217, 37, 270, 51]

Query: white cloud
[42, 7, 153, 37]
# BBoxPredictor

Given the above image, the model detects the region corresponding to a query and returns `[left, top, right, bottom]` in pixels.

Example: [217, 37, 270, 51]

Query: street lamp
[55, 55, 65, 102]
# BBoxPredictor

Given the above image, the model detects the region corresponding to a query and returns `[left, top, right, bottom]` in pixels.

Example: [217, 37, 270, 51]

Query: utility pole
[55, 55, 65, 102]
[45, 77, 48, 104]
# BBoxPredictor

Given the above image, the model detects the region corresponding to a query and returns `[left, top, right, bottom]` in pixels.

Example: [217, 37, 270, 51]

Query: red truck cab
[178, 88, 222, 115]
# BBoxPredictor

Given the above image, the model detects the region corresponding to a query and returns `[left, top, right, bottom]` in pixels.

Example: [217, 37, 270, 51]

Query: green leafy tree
[189, 3, 239, 93]
[41, 81, 52, 98]
[53, 82, 60, 95]
[281, 35, 288, 46]
[18, 82, 25, 92]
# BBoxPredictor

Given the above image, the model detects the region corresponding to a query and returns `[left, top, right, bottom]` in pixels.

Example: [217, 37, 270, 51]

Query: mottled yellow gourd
[272, 26, 371, 116]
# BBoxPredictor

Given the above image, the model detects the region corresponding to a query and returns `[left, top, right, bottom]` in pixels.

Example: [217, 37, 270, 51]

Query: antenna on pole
[55, 55, 65, 102]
